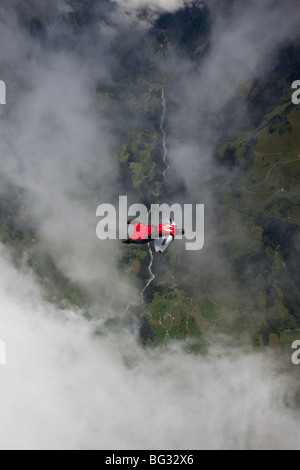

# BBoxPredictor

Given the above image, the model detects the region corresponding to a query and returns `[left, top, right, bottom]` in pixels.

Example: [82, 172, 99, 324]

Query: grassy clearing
[280, 329, 300, 347]
[141, 289, 206, 346]
[120, 131, 158, 187]
[254, 105, 300, 155]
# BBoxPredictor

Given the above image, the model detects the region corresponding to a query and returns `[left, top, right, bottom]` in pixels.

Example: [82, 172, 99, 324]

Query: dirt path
[246, 154, 300, 189]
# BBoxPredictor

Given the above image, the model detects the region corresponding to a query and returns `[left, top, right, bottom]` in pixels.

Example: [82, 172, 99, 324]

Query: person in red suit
[122, 218, 184, 254]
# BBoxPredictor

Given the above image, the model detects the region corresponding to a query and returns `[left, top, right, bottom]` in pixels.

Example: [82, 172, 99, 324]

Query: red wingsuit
[128, 222, 176, 242]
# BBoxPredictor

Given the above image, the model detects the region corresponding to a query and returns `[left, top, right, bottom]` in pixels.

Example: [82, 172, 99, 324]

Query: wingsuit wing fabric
[129, 223, 155, 240]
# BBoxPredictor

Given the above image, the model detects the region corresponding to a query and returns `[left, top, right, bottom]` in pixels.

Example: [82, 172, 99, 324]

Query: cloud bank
[0, 245, 299, 450]
[113, 0, 199, 15]
[0, 0, 299, 450]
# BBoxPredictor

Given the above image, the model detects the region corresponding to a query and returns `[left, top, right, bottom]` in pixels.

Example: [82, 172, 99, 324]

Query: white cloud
[0, 0, 300, 451]
[111, 0, 201, 25]
[113, 0, 194, 13]
[0, 245, 299, 450]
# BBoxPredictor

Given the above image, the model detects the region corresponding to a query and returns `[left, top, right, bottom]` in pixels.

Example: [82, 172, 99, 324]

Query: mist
[161, 0, 300, 296]
[0, 243, 299, 450]
[0, 0, 300, 450]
